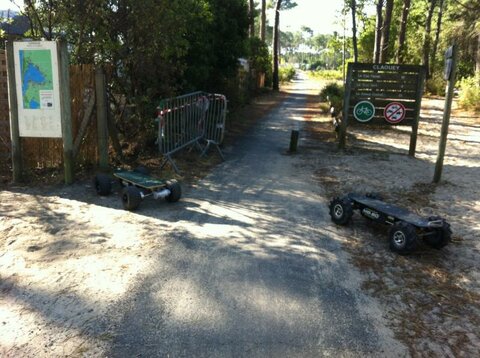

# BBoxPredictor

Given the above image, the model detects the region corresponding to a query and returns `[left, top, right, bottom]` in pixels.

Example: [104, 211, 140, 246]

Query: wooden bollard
[289, 130, 299, 153]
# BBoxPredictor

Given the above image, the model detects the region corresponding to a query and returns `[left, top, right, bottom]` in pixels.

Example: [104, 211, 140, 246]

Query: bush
[319, 82, 344, 116]
[426, 72, 446, 96]
[458, 75, 480, 111]
[311, 70, 343, 81]
[279, 66, 296, 83]
[247, 37, 272, 88]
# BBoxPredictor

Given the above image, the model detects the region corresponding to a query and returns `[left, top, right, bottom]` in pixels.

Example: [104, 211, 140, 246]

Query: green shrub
[458, 75, 480, 111]
[319, 82, 344, 113]
[279, 66, 296, 83]
[247, 37, 272, 88]
[310, 70, 343, 81]
[426, 73, 446, 96]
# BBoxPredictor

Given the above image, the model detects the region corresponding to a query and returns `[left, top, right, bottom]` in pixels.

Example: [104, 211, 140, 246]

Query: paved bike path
[109, 75, 407, 357]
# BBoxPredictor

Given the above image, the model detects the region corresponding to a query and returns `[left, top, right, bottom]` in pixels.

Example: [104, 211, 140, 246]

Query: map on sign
[19, 49, 54, 110]
[14, 41, 62, 138]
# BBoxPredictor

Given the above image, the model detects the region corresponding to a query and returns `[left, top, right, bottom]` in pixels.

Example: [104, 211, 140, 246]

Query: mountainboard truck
[94, 168, 181, 211]
[329, 193, 451, 254]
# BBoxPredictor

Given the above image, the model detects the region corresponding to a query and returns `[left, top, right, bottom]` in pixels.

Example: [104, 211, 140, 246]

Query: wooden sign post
[433, 45, 458, 184]
[5, 41, 22, 182]
[58, 40, 74, 184]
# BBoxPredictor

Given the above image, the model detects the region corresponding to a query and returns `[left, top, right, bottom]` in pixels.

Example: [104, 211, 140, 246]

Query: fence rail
[157, 91, 227, 173]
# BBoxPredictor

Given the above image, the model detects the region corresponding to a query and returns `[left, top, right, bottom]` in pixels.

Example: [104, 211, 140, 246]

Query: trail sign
[444, 46, 454, 81]
[344, 63, 425, 127]
[384, 102, 406, 124]
[339, 62, 426, 156]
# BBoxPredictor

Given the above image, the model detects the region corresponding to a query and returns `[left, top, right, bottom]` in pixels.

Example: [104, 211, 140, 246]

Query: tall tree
[430, 0, 445, 76]
[447, 0, 480, 78]
[260, 0, 266, 41]
[395, 0, 411, 63]
[248, 0, 255, 38]
[422, 0, 437, 78]
[348, 0, 359, 62]
[272, 0, 282, 90]
[477, 34, 480, 77]
[272, 0, 297, 91]
[379, 0, 394, 63]
[373, 0, 384, 63]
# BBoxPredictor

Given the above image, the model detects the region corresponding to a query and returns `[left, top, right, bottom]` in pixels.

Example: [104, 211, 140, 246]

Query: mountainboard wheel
[122, 186, 142, 211]
[166, 180, 182, 203]
[94, 174, 112, 196]
[329, 197, 354, 225]
[389, 221, 418, 255]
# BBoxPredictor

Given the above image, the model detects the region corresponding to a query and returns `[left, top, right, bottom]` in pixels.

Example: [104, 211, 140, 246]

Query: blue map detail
[19, 50, 51, 110]
[29, 99, 40, 109]
[20, 61, 47, 97]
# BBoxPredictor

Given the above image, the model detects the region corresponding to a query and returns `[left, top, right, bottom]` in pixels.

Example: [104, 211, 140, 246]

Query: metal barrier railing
[201, 93, 227, 159]
[156, 91, 227, 173]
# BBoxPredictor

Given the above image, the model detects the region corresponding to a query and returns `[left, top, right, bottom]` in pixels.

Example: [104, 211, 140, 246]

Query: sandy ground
[0, 74, 478, 357]
[304, 89, 480, 356]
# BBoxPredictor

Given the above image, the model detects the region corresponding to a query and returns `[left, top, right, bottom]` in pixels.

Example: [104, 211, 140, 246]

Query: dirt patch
[303, 89, 480, 356]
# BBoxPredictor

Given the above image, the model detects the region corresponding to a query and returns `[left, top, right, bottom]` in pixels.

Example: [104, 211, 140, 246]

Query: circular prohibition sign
[384, 102, 406, 124]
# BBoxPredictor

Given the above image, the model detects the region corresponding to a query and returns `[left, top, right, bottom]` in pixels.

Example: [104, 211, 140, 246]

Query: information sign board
[345, 63, 425, 127]
[13, 41, 62, 138]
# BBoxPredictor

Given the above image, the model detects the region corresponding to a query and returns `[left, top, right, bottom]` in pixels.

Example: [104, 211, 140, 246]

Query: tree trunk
[272, 0, 282, 91]
[373, 0, 384, 63]
[248, 0, 255, 38]
[430, 0, 444, 76]
[475, 34, 480, 78]
[260, 0, 266, 41]
[396, 0, 411, 63]
[422, 0, 437, 79]
[379, 0, 394, 63]
[350, 0, 358, 62]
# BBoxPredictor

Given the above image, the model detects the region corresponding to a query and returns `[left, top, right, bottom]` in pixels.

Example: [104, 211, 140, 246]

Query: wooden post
[57, 39, 74, 184]
[339, 64, 353, 150]
[433, 45, 458, 183]
[95, 66, 109, 170]
[409, 67, 426, 157]
[107, 107, 124, 160]
[5, 41, 23, 183]
[289, 130, 299, 153]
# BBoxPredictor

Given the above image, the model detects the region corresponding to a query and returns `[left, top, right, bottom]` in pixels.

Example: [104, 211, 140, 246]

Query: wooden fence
[0, 51, 99, 179]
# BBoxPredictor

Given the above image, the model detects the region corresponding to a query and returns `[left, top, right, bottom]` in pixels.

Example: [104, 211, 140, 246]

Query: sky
[277, 0, 347, 34]
[1, 0, 356, 35]
[0, 0, 21, 11]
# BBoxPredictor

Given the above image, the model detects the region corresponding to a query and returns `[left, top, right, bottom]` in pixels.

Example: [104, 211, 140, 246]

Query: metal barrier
[156, 91, 227, 173]
[201, 93, 227, 159]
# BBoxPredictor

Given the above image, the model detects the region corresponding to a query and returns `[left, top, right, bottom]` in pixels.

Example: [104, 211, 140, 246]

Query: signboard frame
[6, 40, 73, 184]
[339, 62, 426, 157]
[13, 41, 63, 138]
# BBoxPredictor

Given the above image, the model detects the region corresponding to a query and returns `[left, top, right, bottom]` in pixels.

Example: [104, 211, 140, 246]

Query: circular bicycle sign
[384, 102, 406, 124]
[353, 101, 375, 122]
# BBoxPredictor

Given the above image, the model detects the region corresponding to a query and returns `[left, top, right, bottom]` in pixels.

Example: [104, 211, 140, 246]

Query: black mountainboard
[329, 193, 451, 254]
